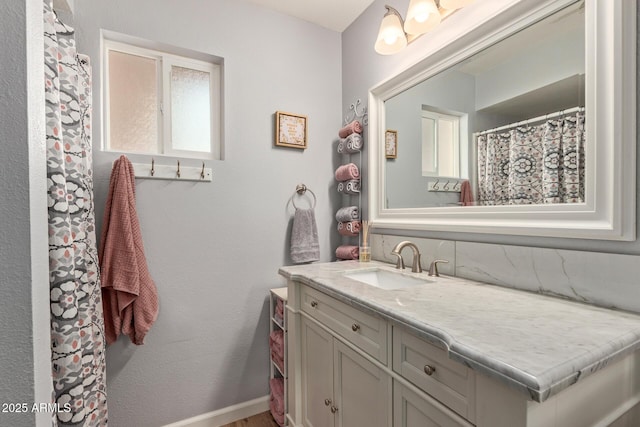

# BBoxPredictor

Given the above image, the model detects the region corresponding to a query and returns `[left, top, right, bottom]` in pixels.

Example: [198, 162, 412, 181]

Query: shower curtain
[44, 1, 108, 425]
[477, 111, 585, 205]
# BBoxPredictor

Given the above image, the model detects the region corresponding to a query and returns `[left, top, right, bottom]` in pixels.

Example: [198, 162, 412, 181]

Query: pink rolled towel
[335, 163, 360, 181]
[338, 221, 360, 236]
[338, 120, 362, 138]
[336, 245, 359, 260]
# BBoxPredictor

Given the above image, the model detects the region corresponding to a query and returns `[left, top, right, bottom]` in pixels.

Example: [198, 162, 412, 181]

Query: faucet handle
[428, 259, 449, 277]
[392, 252, 405, 270]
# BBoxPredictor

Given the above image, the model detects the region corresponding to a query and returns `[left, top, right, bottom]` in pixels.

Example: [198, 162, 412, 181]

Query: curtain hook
[176, 160, 181, 178]
[200, 162, 206, 179]
[151, 158, 155, 176]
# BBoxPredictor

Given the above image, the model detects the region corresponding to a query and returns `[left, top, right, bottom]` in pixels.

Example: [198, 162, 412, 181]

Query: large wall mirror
[368, 0, 635, 240]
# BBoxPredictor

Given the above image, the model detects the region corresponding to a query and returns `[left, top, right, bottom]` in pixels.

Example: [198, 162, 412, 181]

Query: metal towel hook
[150, 158, 155, 176]
[433, 179, 440, 190]
[176, 160, 181, 178]
[444, 180, 450, 191]
[200, 162, 206, 179]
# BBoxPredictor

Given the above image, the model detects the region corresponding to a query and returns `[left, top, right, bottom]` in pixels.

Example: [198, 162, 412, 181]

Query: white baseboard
[163, 395, 270, 427]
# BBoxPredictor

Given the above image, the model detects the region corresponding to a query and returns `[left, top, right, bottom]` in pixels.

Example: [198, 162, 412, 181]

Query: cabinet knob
[424, 364, 436, 376]
[324, 398, 332, 406]
[310, 301, 318, 308]
[351, 323, 360, 332]
[330, 405, 338, 413]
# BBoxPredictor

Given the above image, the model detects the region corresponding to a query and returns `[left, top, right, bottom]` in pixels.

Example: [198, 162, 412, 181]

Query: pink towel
[99, 155, 159, 345]
[271, 348, 284, 372]
[270, 377, 284, 407]
[270, 330, 284, 359]
[336, 245, 359, 260]
[338, 120, 362, 138]
[460, 180, 474, 206]
[269, 379, 285, 427]
[275, 299, 284, 323]
[335, 163, 360, 181]
[338, 221, 360, 236]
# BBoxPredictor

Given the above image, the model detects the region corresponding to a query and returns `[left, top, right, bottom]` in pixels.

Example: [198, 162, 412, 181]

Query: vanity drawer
[300, 285, 388, 364]
[393, 327, 475, 422]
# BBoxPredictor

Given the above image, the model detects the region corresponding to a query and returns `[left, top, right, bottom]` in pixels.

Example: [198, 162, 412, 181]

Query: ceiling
[243, 0, 376, 32]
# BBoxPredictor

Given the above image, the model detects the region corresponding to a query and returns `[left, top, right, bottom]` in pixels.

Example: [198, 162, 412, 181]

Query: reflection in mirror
[384, 1, 584, 209]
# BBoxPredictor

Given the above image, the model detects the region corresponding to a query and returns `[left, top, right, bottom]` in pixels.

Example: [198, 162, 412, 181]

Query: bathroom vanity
[279, 261, 640, 427]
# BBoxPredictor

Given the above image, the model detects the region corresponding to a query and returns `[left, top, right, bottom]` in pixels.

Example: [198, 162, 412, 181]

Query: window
[421, 109, 461, 178]
[103, 38, 222, 159]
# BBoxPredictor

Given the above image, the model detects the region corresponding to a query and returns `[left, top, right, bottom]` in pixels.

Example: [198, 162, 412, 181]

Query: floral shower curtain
[477, 111, 585, 205]
[44, 1, 108, 425]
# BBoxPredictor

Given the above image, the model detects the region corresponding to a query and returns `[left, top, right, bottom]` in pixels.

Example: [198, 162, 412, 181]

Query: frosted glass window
[421, 110, 460, 177]
[103, 37, 222, 159]
[170, 66, 211, 152]
[108, 50, 158, 154]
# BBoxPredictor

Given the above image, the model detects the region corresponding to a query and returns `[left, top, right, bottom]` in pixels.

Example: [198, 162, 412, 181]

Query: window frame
[102, 38, 221, 160]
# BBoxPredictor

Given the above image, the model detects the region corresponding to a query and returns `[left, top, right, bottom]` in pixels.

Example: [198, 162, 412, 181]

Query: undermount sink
[343, 268, 432, 290]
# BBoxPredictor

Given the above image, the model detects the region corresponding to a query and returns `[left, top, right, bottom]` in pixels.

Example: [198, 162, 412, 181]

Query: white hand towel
[290, 208, 320, 264]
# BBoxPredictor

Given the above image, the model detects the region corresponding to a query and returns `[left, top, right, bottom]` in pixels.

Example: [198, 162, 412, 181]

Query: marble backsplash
[370, 233, 640, 314]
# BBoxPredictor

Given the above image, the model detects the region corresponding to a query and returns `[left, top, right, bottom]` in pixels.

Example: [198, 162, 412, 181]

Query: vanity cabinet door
[333, 340, 390, 427]
[394, 381, 473, 427]
[301, 318, 334, 427]
[301, 317, 391, 427]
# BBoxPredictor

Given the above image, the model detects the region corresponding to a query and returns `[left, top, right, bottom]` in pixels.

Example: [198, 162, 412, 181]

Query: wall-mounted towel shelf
[428, 179, 461, 193]
[131, 160, 212, 182]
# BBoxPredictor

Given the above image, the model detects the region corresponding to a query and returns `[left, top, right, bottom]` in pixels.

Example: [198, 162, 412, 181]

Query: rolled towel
[335, 163, 360, 181]
[336, 245, 359, 260]
[346, 133, 364, 152]
[338, 221, 360, 236]
[337, 180, 360, 194]
[336, 206, 359, 222]
[338, 120, 362, 138]
[338, 133, 364, 154]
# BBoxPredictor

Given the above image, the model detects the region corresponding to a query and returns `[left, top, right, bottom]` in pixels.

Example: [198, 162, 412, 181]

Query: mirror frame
[368, 0, 636, 240]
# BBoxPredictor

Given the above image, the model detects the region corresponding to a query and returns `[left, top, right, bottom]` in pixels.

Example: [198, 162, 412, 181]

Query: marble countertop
[279, 260, 640, 402]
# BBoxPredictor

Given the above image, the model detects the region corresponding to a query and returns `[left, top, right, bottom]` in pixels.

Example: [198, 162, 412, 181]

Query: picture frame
[275, 111, 308, 149]
[385, 129, 397, 159]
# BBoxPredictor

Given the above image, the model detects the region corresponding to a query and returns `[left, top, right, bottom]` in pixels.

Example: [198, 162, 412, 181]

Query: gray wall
[342, 0, 640, 256]
[0, 1, 53, 426]
[73, 0, 341, 425]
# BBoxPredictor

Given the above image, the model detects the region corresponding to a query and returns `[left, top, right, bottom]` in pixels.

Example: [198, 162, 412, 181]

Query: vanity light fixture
[374, 0, 473, 55]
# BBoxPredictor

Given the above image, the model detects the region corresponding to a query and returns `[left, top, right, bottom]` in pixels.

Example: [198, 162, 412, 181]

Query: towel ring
[292, 184, 316, 209]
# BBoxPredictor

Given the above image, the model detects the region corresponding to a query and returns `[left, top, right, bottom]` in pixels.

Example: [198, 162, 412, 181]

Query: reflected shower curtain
[477, 111, 585, 205]
[45, 1, 108, 425]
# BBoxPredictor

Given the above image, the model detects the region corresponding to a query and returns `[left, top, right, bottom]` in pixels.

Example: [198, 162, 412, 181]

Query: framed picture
[385, 130, 397, 159]
[275, 111, 308, 149]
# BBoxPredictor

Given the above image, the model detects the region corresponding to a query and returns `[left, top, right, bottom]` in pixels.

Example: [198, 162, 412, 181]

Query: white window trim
[102, 38, 221, 160]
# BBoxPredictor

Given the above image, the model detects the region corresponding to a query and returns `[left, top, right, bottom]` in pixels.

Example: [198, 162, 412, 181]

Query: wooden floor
[220, 410, 280, 427]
